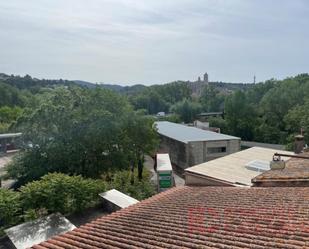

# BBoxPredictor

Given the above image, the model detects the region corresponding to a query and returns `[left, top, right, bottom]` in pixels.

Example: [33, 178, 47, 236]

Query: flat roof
[5, 213, 75, 249]
[31, 186, 309, 249]
[99, 189, 139, 209]
[185, 146, 294, 186]
[0, 133, 22, 139]
[241, 140, 285, 150]
[197, 112, 223, 116]
[157, 153, 172, 171]
[155, 121, 239, 143]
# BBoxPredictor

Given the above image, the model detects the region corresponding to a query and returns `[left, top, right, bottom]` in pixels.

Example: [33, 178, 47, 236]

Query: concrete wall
[204, 139, 240, 161]
[158, 135, 240, 172]
[158, 135, 189, 172]
[185, 172, 233, 186]
[187, 139, 240, 166]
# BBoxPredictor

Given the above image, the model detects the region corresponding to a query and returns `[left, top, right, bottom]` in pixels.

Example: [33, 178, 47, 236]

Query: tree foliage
[105, 169, 156, 200]
[8, 87, 158, 185]
[223, 74, 309, 144]
[130, 81, 192, 114]
[0, 188, 21, 235]
[224, 91, 256, 140]
[171, 99, 202, 123]
[200, 85, 224, 112]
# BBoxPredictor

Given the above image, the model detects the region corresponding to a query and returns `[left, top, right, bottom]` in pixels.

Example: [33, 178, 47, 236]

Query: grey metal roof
[155, 121, 240, 143]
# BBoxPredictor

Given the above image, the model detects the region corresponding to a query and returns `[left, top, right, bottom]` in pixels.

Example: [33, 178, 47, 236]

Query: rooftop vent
[245, 160, 270, 172]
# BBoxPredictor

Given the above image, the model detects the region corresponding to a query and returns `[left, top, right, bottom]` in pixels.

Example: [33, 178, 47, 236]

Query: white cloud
[0, 0, 308, 84]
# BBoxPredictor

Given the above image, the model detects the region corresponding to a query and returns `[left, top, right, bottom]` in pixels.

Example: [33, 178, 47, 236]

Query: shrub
[106, 169, 157, 200]
[0, 188, 21, 235]
[20, 173, 106, 215]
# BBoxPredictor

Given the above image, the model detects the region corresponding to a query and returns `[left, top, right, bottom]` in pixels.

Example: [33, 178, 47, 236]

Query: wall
[158, 135, 189, 172]
[158, 135, 240, 173]
[185, 172, 233, 186]
[204, 139, 240, 161]
[253, 180, 309, 187]
[187, 139, 240, 165]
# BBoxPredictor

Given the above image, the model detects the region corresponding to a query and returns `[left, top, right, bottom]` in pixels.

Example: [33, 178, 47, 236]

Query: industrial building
[155, 121, 240, 172]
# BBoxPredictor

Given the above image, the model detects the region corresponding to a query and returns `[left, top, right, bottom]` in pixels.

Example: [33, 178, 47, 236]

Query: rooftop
[156, 153, 172, 171]
[197, 112, 223, 116]
[155, 121, 239, 143]
[5, 213, 75, 249]
[99, 189, 139, 209]
[241, 140, 285, 150]
[252, 151, 309, 186]
[31, 186, 309, 249]
[0, 133, 22, 139]
[185, 147, 293, 186]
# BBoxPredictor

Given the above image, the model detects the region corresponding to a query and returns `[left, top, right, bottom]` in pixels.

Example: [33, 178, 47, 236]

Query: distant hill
[74, 80, 98, 89]
[1, 72, 251, 97]
[74, 80, 147, 95]
[0, 73, 74, 91]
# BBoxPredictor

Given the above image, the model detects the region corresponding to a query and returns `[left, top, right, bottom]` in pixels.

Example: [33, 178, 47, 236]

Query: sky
[0, 0, 308, 85]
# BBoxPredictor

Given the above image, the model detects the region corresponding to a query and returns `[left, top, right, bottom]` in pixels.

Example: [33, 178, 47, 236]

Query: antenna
[253, 75, 256, 84]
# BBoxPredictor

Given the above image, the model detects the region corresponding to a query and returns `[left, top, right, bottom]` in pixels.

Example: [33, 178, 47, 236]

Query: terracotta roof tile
[252, 152, 309, 184]
[30, 186, 309, 249]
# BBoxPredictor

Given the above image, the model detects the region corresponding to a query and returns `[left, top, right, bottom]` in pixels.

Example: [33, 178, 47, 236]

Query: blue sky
[0, 0, 308, 85]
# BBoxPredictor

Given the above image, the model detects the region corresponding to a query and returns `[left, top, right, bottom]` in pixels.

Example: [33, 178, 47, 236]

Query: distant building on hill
[189, 72, 209, 97]
[203, 72, 208, 84]
[187, 72, 251, 97]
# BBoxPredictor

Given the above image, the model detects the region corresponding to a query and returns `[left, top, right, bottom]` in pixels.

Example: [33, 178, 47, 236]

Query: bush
[20, 173, 106, 215]
[106, 169, 156, 200]
[0, 188, 21, 235]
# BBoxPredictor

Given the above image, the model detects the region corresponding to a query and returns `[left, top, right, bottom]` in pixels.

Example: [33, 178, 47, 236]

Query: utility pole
[253, 75, 256, 84]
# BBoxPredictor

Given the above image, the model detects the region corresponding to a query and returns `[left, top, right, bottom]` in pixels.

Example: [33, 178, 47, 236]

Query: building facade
[155, 121, 240, 172]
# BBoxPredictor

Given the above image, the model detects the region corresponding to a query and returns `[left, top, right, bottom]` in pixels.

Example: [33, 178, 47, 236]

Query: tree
[224, 91, 257, 140]
[284, 98, 309, 144]
[120, 113, 159, 181]
[200, 85, 224, 112]
[8, 87, 158, 185]
[171, 99, 202, 123]
[0, 82, 27, 107]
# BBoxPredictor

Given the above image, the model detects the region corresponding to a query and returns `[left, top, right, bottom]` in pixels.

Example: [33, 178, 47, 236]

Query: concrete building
[155, 121, 240, 172]
[185, 147, 293, 187]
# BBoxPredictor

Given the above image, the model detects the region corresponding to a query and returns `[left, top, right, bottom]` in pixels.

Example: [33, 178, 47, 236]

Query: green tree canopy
[8, 87, 158, 185]
[171, 99, 202, 123]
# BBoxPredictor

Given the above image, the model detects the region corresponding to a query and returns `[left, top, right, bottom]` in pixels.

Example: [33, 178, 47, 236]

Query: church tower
[203, 72, 208, 84]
